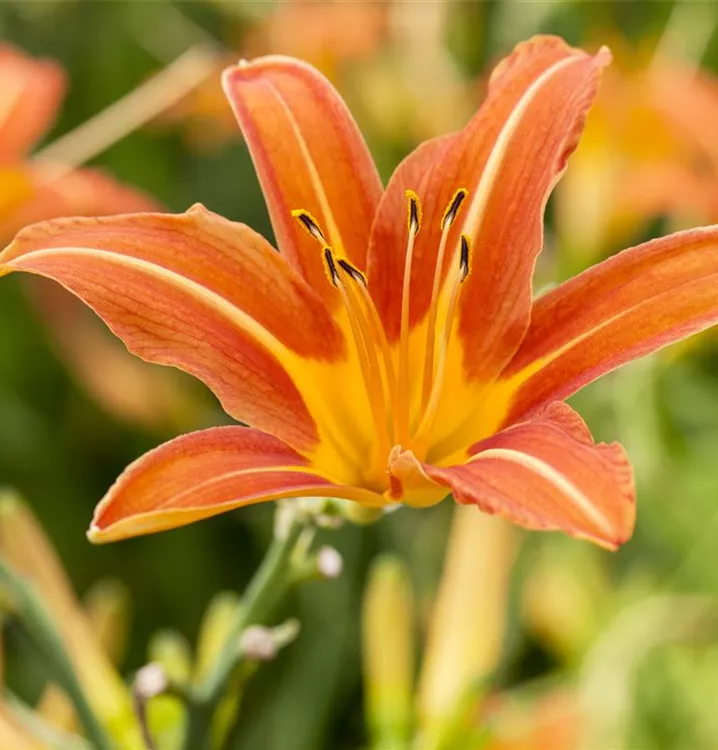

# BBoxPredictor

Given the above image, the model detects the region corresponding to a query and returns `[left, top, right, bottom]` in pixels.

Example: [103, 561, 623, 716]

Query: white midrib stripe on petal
[140, 465, 343, 512]
[511, 245, 718, 384]
[469, 446, 614, 536]
[264, 79, 345, 254]
[8, 246, 293, 364]
[459, 53, 582, 242]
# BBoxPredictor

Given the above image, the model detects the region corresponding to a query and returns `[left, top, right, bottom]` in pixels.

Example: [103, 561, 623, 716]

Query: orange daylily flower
[0, 43, 152, 240]
[483, 689, 579, 750]
[3, 36, 718, 548]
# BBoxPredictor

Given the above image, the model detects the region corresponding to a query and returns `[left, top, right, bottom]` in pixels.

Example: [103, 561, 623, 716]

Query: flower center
[292, 189, 470, 491]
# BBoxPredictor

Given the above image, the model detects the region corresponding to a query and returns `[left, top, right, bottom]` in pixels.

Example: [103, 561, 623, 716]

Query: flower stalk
[182, 503, 324, 749]
[33, 43, 222, 178]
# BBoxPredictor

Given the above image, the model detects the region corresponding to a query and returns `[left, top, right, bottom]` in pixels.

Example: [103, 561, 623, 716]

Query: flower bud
[362, 555, 414, 748]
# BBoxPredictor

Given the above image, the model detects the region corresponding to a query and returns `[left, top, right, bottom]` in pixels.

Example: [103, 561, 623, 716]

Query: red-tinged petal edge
[503, 225, 718, 422]
[89, 426, 385, 542]
[0, 43, 65, 159]
[223, 56, 383, 305]
[392, 403, 635, 549]
[0, 206, 347, 451]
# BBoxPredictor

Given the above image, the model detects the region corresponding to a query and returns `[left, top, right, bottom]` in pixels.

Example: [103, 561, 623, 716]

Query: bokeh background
[3, 1, 718, 748]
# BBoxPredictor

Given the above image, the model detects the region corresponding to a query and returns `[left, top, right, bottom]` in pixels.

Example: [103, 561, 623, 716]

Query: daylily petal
[448, 38, 610, 382]
[0, 44, 65, 159]
[0, 166, 35, 233]
[0, 206, 347, 451]
[29, 278, 201, 431]
[367, 35, 609, 382]
[0, 165, 158, 242]
[391, 403, 635, 549]
[90, 426, 384, 542]
[502, 226, 718, 422]
[367, 135, 453, 340]
[222, 56, 383, 304]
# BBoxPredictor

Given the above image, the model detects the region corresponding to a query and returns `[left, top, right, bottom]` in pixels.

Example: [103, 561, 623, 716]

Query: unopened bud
[317, 546, 343, 579]
[240, 626, 277, 661]
[362, 556, 414, 748]
[134, 663, 168, 700]
[149, 630, 192, 684]
[338, 500, 383, 525]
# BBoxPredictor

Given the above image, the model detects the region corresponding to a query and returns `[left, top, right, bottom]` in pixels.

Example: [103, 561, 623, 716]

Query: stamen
[292, 209, 327, 244]
[413, 234, 471, 450]
[338, 259, 400, 442]
[421, 188, 469, 412]
[441, 188, 468, 231]
[337, 258, 367, 286]
[459, 234, 471, 281]
[331, 253, 391, 468]
[406, 189, 422, 233]
[398, 190, 422, 443]
[324, 247, 340, 286]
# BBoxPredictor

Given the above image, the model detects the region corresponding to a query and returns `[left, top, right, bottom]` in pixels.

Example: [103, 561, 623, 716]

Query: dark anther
[459, 235, 470, 281]
[337, 259, 367, 286]
[409, 198, 420, 233]
[294, 210, 325, 242]
[324, 247, 339, 286]
[442, 189, 468, 230]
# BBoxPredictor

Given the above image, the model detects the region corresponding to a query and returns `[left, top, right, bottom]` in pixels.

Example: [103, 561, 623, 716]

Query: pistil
[412, 234, 471, 452]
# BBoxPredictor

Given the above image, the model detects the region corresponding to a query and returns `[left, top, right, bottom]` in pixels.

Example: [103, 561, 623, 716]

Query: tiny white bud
[315, 513, 344, 530]
[240, 626, 277, 661]
[134, 663, 167, 699]
[317, 546, 343, 579]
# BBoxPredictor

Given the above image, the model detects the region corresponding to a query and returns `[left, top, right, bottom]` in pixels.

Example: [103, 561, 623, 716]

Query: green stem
[0, 554, 112, 750]
[183, 511, 308, 750]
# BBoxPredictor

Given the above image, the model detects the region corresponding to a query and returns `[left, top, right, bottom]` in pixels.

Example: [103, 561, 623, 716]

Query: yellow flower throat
[292, 188, 471, 492]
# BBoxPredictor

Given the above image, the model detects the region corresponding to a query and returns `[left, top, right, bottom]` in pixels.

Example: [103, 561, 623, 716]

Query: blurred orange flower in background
[555, 37, 718, 266]
[0, 43, 153, 242]
[166, 0, 472, 152]
[165, 0, 390, 150]
[3, 36, 718, 550]
[0, 43, 211, 433]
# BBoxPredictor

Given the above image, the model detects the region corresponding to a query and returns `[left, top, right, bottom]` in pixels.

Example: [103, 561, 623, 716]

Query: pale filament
[349, 277, 400, 440]
[334, 263, 391, 469]
[421, 189, 468, 412]
[397, 191, 421, 445]
[412, 234, 471, 453]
